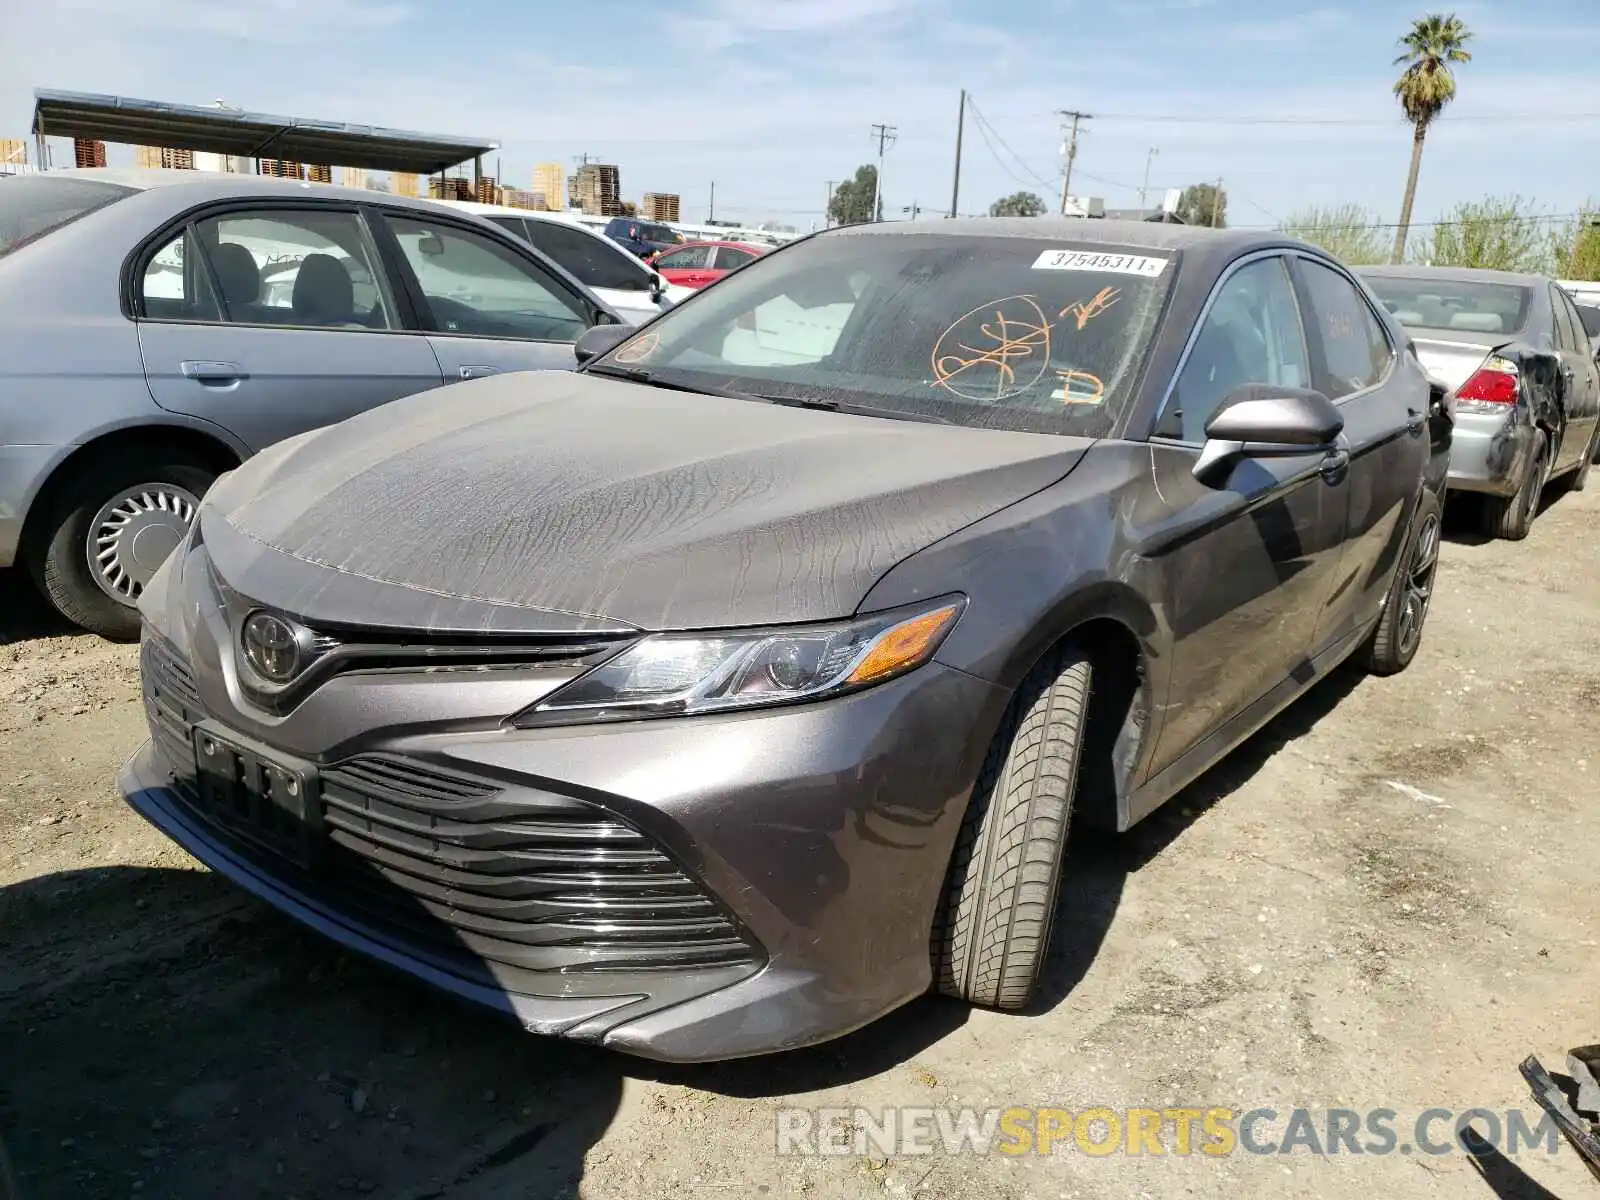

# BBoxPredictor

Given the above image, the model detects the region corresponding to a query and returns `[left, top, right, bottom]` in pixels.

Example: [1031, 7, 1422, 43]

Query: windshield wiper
[585, 363, 951, 424]
[584, 362, 776, 405]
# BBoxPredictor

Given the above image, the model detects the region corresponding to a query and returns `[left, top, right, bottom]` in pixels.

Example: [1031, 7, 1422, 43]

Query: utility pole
[709, 180, 715, 223]
[949, 89, 966, 219]
[1211, 176, 1224, 227]
[824, 180, 834, 228]
[1139, 146, 1159, 212]
[1056, 110, 1091, 215]
[870, 123, 897, 223]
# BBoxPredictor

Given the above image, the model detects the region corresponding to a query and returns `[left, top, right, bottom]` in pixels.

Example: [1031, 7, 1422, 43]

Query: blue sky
[4, 0, 1597, 230]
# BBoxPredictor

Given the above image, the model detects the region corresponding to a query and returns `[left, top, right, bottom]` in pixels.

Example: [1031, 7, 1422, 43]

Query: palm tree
[1390, 13, 1473, 263]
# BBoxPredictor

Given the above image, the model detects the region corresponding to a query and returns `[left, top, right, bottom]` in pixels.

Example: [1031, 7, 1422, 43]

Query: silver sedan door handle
[458, 364, 502, 380]
[179, 360, 243, 386]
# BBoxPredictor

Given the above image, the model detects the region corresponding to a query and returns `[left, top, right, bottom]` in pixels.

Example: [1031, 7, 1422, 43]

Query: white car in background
[427, 200, 691, 324]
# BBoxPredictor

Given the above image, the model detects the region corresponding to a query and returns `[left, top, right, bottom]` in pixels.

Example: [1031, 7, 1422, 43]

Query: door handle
[179, 360, 243, 385]
[1319, 447, 1350, 482]
[458, 365, 502, 380]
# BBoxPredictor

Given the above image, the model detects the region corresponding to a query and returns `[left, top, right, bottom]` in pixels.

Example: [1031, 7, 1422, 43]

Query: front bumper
[1446, 410, 1536, 496]
[122, 605, 1007, 1062]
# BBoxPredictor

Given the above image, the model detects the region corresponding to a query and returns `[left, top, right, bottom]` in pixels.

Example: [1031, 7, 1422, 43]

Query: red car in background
[651, 241, 767, 290]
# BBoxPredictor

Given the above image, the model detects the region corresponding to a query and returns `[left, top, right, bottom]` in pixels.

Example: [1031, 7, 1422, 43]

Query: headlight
[508, 597, 965, 726]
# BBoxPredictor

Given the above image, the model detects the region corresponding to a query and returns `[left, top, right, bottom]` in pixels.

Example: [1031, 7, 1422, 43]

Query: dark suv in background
[603, 217, 685, 260]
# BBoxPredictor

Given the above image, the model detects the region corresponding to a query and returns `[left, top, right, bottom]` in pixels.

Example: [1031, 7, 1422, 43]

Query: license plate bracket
[191, 721, 321, 866]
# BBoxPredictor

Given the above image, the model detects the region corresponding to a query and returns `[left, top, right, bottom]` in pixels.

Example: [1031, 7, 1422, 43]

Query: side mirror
[574, 323, 636, 365]
[649, 273, 667, 303]
[1193, 386, 1344, 484]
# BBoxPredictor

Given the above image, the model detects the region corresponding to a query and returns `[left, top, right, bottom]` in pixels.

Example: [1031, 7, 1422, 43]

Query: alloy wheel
[1396, 510, 1441, 659]
[86, 483, 200, 605]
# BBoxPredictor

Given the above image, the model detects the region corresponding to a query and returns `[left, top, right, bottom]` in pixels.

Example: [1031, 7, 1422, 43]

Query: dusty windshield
[591, 232, 1175, 436]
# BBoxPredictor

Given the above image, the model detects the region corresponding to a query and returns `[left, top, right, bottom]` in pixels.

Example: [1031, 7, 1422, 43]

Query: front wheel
[933, 648, 1092, 1010]
[32, 451, 215, 641]
[1360, 488, 1442, 676]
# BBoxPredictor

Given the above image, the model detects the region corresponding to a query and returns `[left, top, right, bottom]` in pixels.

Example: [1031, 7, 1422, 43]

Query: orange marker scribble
[930, 295, 1052, 402]
[1059, 286, 1121, 330]
[1055, 370, 1105, 405]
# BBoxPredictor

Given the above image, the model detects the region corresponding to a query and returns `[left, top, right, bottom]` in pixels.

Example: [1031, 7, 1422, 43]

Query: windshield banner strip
[1032, 250, 1169, 277]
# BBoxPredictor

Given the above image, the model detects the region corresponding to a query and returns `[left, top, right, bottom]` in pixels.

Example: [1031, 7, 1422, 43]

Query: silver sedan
[1362, 264, 1600, 540]
[0, 168, 626, 638]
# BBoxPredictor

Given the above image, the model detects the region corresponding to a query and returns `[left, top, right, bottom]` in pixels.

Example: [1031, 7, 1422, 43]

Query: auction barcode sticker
[1032, 249, 1170, 277]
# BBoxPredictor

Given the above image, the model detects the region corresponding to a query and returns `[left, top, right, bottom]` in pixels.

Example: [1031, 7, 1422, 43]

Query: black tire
[30, 451, 216, 641]
[1478, 430, 1548, 541]
[933, 648, 1092, 1010]
[1359, 488, 1442, 676]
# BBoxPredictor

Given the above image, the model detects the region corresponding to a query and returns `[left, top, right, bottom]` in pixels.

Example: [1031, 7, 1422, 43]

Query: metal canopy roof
[32, 89, 497, 175]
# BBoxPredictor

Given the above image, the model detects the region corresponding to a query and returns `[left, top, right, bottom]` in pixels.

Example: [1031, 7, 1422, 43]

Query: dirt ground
[4, 487, 1599, 1200]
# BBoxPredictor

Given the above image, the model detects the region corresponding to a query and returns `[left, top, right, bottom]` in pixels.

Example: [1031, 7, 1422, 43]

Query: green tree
[1177, 182, 1227, 228]
[1549, 203, 1600, 281]
[1391, 13, 1473, 263]
[828, 165, 879, 226]
[989, 191, 1047, 218]
[1280, 204, 1388, 265]
[1408, 195, 1550, 273]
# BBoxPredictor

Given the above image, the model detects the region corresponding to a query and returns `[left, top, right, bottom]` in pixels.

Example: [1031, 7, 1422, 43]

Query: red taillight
[1456, 366, 1519, 405]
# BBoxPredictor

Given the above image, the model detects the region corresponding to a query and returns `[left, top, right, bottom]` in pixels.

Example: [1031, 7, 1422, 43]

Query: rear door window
[715, 246, 759, 270]
[1297, 259, 1392, 400]
[1551, 285, 1584, 352]
[522, 220, 652, 291]
[0, 175, 134, 257]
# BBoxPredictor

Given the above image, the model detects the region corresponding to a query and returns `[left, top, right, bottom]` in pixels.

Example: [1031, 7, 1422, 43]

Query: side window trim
[1149, 249, 1301, 445]
[1287, 251, 1396, 405]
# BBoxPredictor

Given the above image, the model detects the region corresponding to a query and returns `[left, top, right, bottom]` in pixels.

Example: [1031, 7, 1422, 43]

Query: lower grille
[137, 632, 762, 990]
[141, 633, 201, 795]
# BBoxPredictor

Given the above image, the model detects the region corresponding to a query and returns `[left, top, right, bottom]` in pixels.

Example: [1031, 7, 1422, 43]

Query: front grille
[316, 756, 760, 975]
[141, 633, 201, 794]
[137, 632, 762, 988]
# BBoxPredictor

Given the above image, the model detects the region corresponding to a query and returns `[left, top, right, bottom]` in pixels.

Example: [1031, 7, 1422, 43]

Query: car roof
[824, 216, 1291, 254]
[35, 166, 492, 220]
[674, 240, 765, 252]
[426, 198, 590, 228]
[1359, 263, 1550, 288]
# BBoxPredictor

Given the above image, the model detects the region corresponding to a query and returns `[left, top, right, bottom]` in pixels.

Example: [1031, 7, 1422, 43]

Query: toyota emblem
[241, 611, 303, 683]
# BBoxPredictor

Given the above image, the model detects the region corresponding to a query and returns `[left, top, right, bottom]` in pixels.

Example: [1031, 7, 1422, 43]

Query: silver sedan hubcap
[87, 483, 200, 605]
[1397, 512, 1440, 657]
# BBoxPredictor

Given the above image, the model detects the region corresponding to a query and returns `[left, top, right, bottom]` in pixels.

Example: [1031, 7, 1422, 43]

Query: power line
[985, 109, 1600, 127]
[964, 97, 1056, 190]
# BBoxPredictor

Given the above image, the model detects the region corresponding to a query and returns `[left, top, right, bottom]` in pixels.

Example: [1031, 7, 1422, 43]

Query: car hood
[198, 371, 1093, 635]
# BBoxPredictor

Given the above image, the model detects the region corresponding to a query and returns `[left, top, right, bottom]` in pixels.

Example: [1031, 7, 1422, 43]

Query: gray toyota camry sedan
[122, 219, 1452, 1062]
